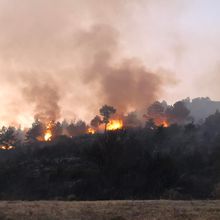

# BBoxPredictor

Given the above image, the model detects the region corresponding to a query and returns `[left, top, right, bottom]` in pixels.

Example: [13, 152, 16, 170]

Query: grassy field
[0, 200, 219, 220]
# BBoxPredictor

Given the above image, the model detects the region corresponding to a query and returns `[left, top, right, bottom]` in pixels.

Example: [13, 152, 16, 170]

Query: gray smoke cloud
[3, 0, 219, 126]
[0, 0, 174, 126]
[75, 24, 163, 113]
[22, 77, 61, 123]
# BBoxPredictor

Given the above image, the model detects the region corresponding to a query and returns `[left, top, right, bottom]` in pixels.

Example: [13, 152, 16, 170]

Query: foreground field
[0, 200, 219, 220]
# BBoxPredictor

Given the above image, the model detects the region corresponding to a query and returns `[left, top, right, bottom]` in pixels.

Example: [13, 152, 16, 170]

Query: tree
[99, 105, 116, 132]
[90, 115, 102, 128]
[124, 112, 142, 128]
[0, 126, 16, 148]
[67, 120, 87, 137]
[166, 101, 190, 124]
[147, 101, 165, 119]
[144, 101, 167, 126]
[26, 118, 44, 142]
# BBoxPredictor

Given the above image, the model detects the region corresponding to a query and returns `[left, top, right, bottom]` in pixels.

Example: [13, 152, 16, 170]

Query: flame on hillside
[161, 121, 169, 128]
[87, 127, 95, 134]
[87, 119, 123, 134]
[107, 119, 123, 131]
[44, 122, 53, 141]
[0, 145, 15, 150]
[35, 121, 54, 142]
[154, 118, 169, 128]
[44, 130, 52, 141]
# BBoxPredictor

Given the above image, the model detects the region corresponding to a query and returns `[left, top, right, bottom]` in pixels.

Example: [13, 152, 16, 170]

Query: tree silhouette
[26, 118, 44, 142]
[166, 101, 190, 124]
[99, 105, 116, 132]
[147, 101, 165, 119]
[90, 115, 102, 128]
[0, 126, 16, 147]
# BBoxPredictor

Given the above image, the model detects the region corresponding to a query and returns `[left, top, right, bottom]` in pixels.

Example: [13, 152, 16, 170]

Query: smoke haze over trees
[0, 98, 220, 200]
[1, 1, 220, 126]
[1, 0, 220, 202]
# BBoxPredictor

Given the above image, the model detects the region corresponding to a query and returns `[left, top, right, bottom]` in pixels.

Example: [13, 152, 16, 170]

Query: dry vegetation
[0, 200, 219, 220]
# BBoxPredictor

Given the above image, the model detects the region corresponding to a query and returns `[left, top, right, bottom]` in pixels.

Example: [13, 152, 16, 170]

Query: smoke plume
[22, 78, 60, 123]
[1, 0, 219, 126]
[76, 24, 162, 113]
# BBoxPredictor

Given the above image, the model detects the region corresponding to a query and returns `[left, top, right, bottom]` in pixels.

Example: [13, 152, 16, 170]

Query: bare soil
[0, 200, 219, 220]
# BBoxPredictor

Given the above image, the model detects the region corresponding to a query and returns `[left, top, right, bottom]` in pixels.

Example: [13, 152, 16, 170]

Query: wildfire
[0, 145, 15, 150]
[154, 118, 169, 128]
[44, 130, 52, 141]
[87, 127, 95, 134]
[107, 119, 123, 131]
[161, 121, 169, 128]
[44, 122, 53, 141]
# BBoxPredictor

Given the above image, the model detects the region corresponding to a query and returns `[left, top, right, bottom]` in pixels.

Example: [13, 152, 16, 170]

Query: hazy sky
[0, 0, 220, 127]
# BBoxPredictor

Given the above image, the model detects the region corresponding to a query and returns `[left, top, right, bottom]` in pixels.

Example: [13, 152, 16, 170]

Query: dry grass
[0, 200, 219, 220]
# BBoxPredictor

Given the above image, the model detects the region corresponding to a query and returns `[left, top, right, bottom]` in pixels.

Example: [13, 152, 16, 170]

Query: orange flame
[44, 122, 53, 141]
[154, 118, 169, 128]
[161, 121, 169, 128]
[44, 130, 52, 141]
[87, 127, 95, 134]
[107, 119, 123, 131]
[0, 145, 15, 150]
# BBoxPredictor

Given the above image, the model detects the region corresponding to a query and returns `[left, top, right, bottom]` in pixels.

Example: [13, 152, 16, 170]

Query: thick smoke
[76, 24, 162, 113]
[22, 79, 60, 123]
[0, 0, 184, 126]
[1, 0, 219, 126]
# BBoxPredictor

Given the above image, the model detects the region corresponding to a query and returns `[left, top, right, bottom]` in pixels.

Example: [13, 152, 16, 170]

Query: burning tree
[88, 115, 102, 134]
[0, 126, 17, 150]
[26, 119, 45, 142]
[99, 105, 116, 132]
[90, 115, 102, 129]
[89, 107, 123, 133]
[145, 101, 168, 127]
[147, 101, 165, 118]
[145, 100, 191, 127]
[165, 101, 190, 124]
[26, 119, 57, 142]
